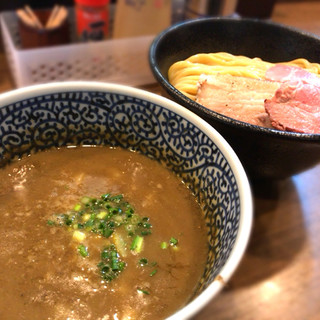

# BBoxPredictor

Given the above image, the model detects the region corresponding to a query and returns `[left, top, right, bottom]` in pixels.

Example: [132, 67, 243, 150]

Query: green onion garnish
[160, 241, 168, 249]
[73, 203, 82, 211]
[48, 193, 155, 283]
[50, 194, 153, 240]
[47, 220, 55, 226]
[170, 237, 178, 246]
[78, 244, 89, 257]
[137, 288, 150, 295]
[131, 235, 144, 253]
[150, 269, 157, 277]
[98, 245, 126, 282]
[139, 258, 148, 266]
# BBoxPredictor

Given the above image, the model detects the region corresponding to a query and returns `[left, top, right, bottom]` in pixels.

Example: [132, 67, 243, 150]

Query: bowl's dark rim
[149, 17, 320, 142]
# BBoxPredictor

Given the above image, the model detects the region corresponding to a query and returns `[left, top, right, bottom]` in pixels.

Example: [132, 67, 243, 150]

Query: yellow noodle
[282, 58, 320, 73]
[168, 52, 320, 100]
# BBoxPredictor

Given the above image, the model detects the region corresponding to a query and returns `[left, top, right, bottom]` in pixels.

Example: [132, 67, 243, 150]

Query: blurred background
[0, 0, 317, 91]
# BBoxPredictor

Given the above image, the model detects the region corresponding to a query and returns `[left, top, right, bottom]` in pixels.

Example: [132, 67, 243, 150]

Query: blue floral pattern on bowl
[0, 89, 241, 298]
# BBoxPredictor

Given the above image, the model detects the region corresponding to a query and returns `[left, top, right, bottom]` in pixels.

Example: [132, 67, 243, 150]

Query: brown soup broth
[0, 146, 208, 320]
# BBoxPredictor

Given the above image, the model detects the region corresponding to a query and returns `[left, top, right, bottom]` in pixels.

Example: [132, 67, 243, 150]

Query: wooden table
[0, 1, 319, 319]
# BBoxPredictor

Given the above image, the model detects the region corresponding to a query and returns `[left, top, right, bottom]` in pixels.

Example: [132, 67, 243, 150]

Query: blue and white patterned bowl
[0, 82, 253, 319]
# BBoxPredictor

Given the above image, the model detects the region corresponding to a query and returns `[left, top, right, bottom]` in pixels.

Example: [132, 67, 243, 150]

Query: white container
[0, 10, 155, 88]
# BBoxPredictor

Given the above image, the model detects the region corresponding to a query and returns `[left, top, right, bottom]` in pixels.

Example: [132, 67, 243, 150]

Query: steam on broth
[0, 146, 208, 320]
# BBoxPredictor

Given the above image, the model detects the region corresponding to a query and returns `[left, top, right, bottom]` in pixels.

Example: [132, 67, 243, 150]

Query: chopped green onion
[101, 193, 110, 200]
[139, 258, 148, 266]
[137, 288, 150, 295]
[78, 244, 89, 257]
[97, 211, 107, 219]
[150, 269, 157, 277]
[125, 207, 134, 217]
[131, 235, 144, 253]
[111, 252, 121, 270]
[48, 193, 155, 283]
[50, 193, 153, 240]
[73, 203, 82, 211]
[140, 230, 151, 236]
[109, 194, 123, 203]
[98, 245, 126, 282]
[170, 237, 178, 246]
[161, 242, 168, 249]
[102, 228, 113, 238]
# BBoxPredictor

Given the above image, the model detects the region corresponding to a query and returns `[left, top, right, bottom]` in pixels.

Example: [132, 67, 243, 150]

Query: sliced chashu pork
[265, 65, 320, 134]
[266, 64, 320, 86]
[265, 82, 320, 133]
[196, 73, 280, 128]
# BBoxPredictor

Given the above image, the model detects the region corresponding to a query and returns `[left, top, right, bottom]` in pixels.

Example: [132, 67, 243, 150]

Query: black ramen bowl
[0, 82, 252, 319]
[149, 17, 320, 181]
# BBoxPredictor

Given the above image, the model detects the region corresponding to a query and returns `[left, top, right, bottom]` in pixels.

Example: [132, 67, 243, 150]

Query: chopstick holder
[16, 5, 68, 30]
[16, 5, 70, 48]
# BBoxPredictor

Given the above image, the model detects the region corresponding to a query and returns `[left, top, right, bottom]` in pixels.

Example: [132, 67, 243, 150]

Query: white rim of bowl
[0, 81, 253, 320]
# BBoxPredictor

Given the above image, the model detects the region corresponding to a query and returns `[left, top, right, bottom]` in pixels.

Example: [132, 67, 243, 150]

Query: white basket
[0, 10, 156, 88]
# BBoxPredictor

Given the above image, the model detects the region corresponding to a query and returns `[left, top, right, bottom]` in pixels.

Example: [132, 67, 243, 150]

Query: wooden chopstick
[46, 6, 68, 29]
[46, 5, 60, 28]
[24, 5, 43, 28]
[16, 5, 68, 30]
[16, 9, 37, 28]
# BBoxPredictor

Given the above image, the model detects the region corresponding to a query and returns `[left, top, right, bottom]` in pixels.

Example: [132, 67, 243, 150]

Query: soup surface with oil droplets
[0, 146, 208, 320]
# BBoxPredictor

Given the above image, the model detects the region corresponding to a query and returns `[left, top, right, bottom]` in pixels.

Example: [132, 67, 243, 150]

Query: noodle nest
[168, 52, 320, 100]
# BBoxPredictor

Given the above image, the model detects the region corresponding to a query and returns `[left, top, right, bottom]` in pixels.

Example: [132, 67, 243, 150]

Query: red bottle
[74, 0, 110, 41]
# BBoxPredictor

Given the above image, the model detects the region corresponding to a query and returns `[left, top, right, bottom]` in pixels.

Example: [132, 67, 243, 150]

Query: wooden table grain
[0, 2, 320, 320]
